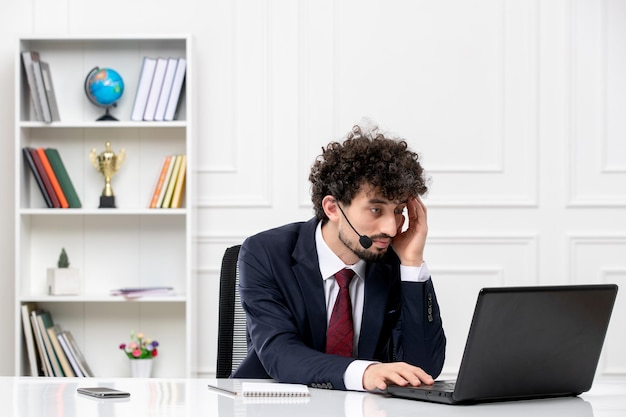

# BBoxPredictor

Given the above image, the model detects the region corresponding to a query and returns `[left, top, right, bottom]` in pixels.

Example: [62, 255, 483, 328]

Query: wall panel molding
[199, 0, 274, 208]
[568, 0, 626, 207]
[296, 0, 539, 209]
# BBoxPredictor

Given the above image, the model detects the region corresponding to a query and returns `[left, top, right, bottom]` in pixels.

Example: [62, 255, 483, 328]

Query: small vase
[129, 358, 153, 378]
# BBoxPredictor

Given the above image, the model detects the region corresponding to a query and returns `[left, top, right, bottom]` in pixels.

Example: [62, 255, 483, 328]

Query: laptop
[386, 284, 618, 405]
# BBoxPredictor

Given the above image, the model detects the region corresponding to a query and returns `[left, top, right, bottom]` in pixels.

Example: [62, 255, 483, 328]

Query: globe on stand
[84, 67, 124, 121]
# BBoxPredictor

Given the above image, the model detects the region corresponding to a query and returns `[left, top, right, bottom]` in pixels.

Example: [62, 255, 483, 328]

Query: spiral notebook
[208, 380, 310, 398]
[241, 382, 310, 397]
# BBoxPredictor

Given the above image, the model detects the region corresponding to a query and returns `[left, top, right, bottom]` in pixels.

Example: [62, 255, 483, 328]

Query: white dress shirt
[315, 222, 430, 391]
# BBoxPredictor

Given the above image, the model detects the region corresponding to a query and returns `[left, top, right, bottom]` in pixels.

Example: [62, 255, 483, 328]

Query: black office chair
[215, 244, 249, 378]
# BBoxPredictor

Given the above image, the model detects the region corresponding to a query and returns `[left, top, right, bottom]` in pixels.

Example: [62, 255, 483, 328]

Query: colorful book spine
[47, 325, 75, 377]
[44, 148, 81, 208]
[161, 155, 182, 208]
[28, 148, 60, 208]
[36, 148, 68, 208]
[23, 147, 52, 208]
[156, 155, 177, 208]
[57, 332, 84, 377]
[30, 311, 51, 376]
[170, 155, 186, 208]
[36, 311, 64, 377]
[149, 155, 173, 208]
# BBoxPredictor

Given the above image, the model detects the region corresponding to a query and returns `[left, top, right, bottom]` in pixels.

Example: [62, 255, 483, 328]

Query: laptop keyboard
[417, 380, 456, 392]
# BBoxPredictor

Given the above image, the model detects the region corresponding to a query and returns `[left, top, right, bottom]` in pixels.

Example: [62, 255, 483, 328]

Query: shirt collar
[315, 221, 366, 281]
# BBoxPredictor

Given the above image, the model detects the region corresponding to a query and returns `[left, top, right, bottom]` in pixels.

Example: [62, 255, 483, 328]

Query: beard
[338, 229, 388, 262]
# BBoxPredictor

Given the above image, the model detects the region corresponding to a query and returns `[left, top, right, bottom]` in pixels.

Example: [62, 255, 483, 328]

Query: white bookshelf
[13, 35, 194, 378]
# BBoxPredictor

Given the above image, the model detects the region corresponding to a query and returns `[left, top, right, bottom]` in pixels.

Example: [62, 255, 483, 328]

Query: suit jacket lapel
[358, 262, 393, 359]
[291, 218, 327, 352]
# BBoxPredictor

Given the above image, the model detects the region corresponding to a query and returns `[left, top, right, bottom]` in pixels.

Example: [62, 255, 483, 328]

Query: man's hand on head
[392, 197, 428, 267]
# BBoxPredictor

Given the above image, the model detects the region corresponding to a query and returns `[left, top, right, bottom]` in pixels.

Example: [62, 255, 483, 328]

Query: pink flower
[120, 331, 160, 360]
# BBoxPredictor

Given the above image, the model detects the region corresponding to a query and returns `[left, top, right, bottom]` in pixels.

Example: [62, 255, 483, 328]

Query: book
[156, 154, 177, 208]
[40, 61, 61, 121]
[30, 310, 52, 376]
[161, 155, 182, 208]
[21, 51, 44, 121]
[164, 57, 186, 121]
[149, 155, 173, 208]
[28, 148, 60, 208]
[47, 325, 75, 377]
[143, 57, 168, 121]
[110, 286, 175, 298]
[131, 56, 157, 121]
[170, 154, 186, 208]
[57, 332, 84, 377]
[23, 147, 53, 208]
[153, 57, 179, 121]
[36, 311, 65, 377]
[44, 148, 82, 208]
[36, 148, 69, 208]
[31, 53, 52, 123]
[20, 303, 41, 376]
[62, 330, 94, 377]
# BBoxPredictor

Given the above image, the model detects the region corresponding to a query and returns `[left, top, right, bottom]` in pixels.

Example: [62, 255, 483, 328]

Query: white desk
[0, 377, 624, 417]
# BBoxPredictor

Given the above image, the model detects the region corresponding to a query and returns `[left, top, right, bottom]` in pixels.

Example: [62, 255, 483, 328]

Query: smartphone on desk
[77, 387, 130, 398]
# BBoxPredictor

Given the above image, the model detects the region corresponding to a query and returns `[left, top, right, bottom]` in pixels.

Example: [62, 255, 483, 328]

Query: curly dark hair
[309, 122, 428, 221]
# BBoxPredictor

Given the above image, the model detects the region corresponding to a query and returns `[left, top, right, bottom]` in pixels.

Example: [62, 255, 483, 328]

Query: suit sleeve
[393, 278, 446, 378]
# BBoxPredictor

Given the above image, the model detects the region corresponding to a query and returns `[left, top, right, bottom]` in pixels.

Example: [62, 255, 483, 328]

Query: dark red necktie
[326, 268, 355, 357]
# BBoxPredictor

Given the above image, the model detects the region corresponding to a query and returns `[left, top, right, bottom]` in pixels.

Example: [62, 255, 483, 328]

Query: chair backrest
[216, 244, 248, 378]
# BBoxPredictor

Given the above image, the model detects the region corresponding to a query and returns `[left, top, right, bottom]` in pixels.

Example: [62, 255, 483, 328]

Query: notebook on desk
[386, 284, 618, 405]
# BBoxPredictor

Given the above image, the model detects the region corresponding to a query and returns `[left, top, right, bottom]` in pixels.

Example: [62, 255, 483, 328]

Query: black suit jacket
[232, 218, 446, 390]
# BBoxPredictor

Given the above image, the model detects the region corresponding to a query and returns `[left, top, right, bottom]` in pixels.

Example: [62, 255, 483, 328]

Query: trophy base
[99, 196, 116, 208]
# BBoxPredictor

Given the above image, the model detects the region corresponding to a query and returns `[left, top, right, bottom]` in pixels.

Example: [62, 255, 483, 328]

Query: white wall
[1, 0, 624, 378]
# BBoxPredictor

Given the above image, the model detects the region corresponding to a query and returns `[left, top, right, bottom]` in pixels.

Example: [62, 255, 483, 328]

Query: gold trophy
[89, 141, 126, 208]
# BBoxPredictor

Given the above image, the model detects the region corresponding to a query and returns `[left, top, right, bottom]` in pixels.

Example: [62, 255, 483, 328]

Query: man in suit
[232, 120, 446, 391]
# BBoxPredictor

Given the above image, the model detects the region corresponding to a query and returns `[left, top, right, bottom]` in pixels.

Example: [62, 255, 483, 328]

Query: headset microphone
[336, 203, 373, 249]
[358, 234, 373, 250]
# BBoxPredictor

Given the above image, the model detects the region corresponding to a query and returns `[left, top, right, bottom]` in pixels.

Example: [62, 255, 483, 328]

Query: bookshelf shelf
[20, 208, 188, 216]
[20, 121, 188, 128]
[20, 296, 187, 303]
[14, 35, 193, 379]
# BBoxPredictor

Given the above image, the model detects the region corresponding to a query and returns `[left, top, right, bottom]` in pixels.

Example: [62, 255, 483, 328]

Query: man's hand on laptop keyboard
[363, 362, 435, 391]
